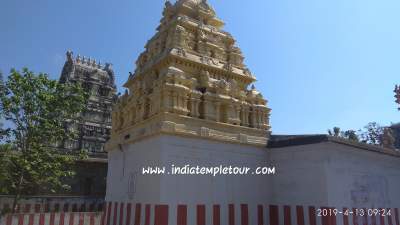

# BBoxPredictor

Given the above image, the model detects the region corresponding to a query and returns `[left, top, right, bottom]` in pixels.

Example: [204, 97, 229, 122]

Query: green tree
[343, 130, 360, 142]
[328, 127, 359, 142]
[0, 68, 87, 213]
[359, 122, 383, 145]
[0, 72, 7, 141]
[0, 144, 12, 194]
[0, 120, 6, 141]
[328, 127, 341, 137]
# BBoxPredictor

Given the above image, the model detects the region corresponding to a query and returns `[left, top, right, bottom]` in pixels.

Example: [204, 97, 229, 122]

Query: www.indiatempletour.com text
[142, 165, 276, 176]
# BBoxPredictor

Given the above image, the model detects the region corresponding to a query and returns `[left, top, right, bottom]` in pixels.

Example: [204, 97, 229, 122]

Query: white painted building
[268, 135, 400, 208]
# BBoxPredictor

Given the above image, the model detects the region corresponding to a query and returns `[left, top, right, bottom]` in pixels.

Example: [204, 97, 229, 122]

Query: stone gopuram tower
[105, 0, 271, 223]
[58, 51, 117, 196]
[60, 51, 117, 156]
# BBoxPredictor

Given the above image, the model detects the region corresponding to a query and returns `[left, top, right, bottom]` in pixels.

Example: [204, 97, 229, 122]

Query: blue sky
[1, 0, 399, 135]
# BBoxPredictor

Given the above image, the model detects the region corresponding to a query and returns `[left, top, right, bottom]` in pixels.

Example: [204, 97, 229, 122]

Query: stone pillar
[226, 104, 232, 124]
[172, 92, 178, 112]
[183, 95, 189, 114]
[203, 94, 216, 121]
[265, 109, 270, 125]
[233, 105, 241, 125]
[215, 102, 221, 122]
[178, 94, 183, 110]
[241, 106, 250, 127]
[190, 99, 199, 117]
[254, 108, 260, 129]
[259, 110, 264, 128]
[260, 108, 266, 129]
[161, 90, 172, 113]
[249, 108, 256, 128]
[180, 92, 190, 115]
[259, 109, 263, 129]
[189, 91, 201, 118]
[227, 104, 240, 125]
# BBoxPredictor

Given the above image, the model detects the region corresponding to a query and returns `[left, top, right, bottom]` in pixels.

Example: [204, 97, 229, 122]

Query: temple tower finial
[66, 50, 73, 62]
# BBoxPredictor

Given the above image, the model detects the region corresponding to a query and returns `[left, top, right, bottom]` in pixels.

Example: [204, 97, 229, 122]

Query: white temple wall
[106, 134, 272, 205]
[270, 142, 400, 208]
[106, 137, 163, 203]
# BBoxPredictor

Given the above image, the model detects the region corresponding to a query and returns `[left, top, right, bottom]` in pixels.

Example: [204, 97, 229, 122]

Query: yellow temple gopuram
[107, 0, 271, 150]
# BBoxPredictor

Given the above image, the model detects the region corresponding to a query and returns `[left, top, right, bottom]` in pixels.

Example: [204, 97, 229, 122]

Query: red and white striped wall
[0, 202, 104, 214]
[2, 204, 399, 225]
[1, 212, 103, 225]
[102, 203, 400, 225]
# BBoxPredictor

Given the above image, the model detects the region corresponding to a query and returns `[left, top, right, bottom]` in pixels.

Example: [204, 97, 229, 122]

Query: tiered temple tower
[58, 51, 116, 196]
[107, 0, 271, 150]
[60, 51, 117, 155]
[105, 0, 272, 221]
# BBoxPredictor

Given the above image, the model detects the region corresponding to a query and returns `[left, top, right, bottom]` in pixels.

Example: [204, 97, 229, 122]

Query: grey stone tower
[59, 51, 117, 157]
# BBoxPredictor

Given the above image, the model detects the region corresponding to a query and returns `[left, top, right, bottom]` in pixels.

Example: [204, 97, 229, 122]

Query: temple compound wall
[102, 134, 400, 225]
[268, 135, 400, 208]
[106, 135, 271, 205]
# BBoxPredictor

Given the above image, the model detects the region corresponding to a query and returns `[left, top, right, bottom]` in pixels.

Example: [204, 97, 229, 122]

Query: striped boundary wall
[0, 202, 104, 214]
[102, 203, 400, 225]
[0, 212, 103, 225]
[2, 203, 400, 225]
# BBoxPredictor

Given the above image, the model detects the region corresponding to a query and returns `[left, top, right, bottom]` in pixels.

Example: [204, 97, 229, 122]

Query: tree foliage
[0, 144, 14, 195]
[342, 130, 360, 142]
[328, 127, 341, 137]
[328, 122, 384, 146]
[359, 122, 383, 145]
[0, 68, 87, 211]
[328, 127, 359, 142]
